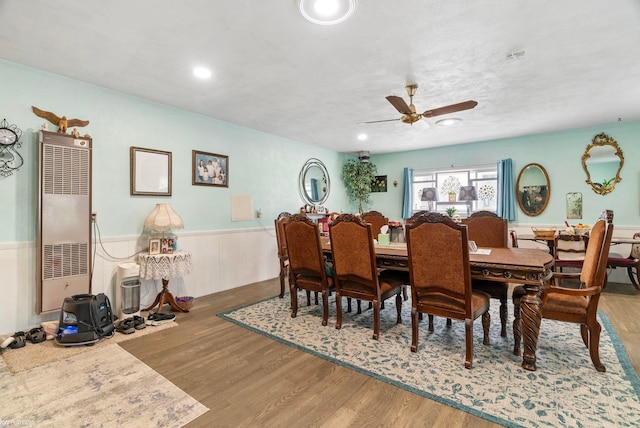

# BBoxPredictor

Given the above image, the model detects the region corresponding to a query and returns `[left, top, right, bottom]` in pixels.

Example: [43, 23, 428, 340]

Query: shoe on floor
[146, 312, 176, 326]
[115, 318, 136, 334]
[133, 315, 146, 330]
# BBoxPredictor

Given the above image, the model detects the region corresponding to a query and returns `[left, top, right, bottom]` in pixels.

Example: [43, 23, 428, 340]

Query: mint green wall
[368, 122, 640, 226]
[0, 60, 349, 243]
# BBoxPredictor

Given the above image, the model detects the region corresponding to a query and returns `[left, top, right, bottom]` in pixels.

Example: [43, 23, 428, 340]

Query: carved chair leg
[306, 290, 311, 306]
[278, 262, 286, 298]
[347, 297, 352, 313]
[372, 300, 380, 340]
[587, 321, 606, 372]
[395, 292, 402, 324]
[446, 318, 452, 328]
[403, 285, 408, 301]
[500, 297, 508, 337]
[290, 286, 298, 319]
[513, 296, 522, 356]
[428, 314, 434, 332]
[410, 308, 419, 352]
[628, 266, 640, 290]
[335, 292, 343, 330]
[465, 319, 473, 369]
[482, 311, 490, 345]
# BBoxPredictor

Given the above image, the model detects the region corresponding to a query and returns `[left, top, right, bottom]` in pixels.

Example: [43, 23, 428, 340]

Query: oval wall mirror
[516, 163, 550, 217]
[582, 132, 624, 195]
[298, 158, 330, 205]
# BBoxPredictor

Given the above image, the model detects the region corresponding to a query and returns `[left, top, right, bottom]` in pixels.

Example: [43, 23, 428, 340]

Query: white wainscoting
[0, 227, 279, 335]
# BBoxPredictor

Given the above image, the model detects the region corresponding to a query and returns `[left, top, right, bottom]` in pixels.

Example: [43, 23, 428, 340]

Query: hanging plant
[341, 159, 377, 214]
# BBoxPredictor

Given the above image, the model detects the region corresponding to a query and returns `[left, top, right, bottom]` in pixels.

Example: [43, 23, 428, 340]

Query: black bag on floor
[56, 293, 115, 346]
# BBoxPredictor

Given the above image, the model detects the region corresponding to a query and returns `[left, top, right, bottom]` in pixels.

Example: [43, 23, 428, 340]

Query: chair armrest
[544, 285, 600, 297]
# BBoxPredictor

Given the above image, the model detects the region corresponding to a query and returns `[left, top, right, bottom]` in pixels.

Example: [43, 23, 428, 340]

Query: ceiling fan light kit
[299, 0, 357, 25]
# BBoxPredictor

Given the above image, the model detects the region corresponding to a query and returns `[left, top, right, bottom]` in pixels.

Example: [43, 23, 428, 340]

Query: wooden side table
[138, 250, 193, 313]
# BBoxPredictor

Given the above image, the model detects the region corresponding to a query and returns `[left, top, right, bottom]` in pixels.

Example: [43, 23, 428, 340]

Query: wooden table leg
[142, 278, 189, 313]
[520, 284, 542, 371]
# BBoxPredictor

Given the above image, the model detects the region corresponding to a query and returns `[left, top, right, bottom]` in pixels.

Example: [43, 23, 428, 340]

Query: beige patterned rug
[221, 292, 640, 428]
[1, 321, 176, 373]
[0, 343, 208, 427]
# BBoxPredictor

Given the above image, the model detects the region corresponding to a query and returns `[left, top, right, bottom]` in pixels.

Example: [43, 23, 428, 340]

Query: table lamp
[421, 187, 438, 212]
[458, 186, 478, 216]
[143, 203, 184, 238]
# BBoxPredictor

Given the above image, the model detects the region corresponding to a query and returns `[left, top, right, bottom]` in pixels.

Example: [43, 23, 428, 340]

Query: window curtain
[310, 178, 318, 201]
[402, 167, 413, 219]
[496, 158, 516, 221]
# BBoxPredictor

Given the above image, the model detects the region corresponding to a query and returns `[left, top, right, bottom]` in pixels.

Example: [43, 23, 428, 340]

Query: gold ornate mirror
[516, 163, 550, 217]
[582, 133, 624, 195]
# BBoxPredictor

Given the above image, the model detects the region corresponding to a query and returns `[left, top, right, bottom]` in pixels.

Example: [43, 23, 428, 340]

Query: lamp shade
[458, 186, 478, 201]
[143, 203, 184, 233]
[421, 187, 438, 202]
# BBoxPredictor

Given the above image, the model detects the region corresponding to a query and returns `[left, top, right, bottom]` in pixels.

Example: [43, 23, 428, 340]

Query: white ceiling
[1, 1, 639, 155]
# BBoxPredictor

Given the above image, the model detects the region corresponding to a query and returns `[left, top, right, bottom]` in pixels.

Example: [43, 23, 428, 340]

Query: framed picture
[372, 175, 387, 192]
[149, 238, 161, 255]
[161, 238, 174, 254]
[130, 147, 172, 196]
[192, 150, 228, 187]
[566, 192, 583, 219]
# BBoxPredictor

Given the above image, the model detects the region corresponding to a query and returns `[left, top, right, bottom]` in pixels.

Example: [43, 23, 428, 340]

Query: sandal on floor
[4, 331, 27, 349]
[26, 327, 47, 344]
[115, 318, 136, 334]
[146, 312, 175, 326]
[133, 315, 146, 330]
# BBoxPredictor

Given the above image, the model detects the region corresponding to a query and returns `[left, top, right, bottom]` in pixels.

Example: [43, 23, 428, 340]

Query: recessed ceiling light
[299, 0, 357, 25]
[357, 133, 368, 141]
[193, 67, 212, 79]
[436, 118, 462, 126]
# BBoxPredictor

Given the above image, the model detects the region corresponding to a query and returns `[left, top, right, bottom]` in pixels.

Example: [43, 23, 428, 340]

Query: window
[412, 164, 497, 216]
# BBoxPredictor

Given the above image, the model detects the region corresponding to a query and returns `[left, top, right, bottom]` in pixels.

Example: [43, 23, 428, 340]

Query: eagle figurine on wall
[31, 106, 90, 134]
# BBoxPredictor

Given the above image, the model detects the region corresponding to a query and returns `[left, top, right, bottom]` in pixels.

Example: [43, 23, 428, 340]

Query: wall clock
[0, 118, 22, 145]
[0, 118, 24, 176]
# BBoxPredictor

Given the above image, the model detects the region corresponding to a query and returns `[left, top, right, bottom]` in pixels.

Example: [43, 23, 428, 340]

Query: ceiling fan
[364, 84, 478, 125]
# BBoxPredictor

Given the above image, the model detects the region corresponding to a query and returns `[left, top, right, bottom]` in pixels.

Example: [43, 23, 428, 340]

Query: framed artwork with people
[192, 150, 229, 187]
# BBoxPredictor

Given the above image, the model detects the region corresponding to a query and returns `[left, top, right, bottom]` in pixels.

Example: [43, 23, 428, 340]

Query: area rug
[1, 321, 177, 373]
[0, 343, 208, 427]
[220, 293, 640, 428]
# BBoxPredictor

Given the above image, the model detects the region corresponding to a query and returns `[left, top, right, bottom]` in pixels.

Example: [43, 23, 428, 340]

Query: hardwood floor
[120, 278, 640, 428]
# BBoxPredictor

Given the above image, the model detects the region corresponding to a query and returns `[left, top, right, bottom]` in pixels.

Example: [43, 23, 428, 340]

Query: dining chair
[554, 234, 587, 272]
[512, 210, 614, 371]
[606, 231, 640, 290]
[329, 213, 404, 340]
[274, 212, 292, 298]
[463, 211, 509, 337]
[406, 212, 491, 369]
[361, 210, 389, 236]
[284, 214, 333, 326]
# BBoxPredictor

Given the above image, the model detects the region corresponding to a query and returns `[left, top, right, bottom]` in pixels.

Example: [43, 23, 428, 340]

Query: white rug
[0, 344, 208, 427]
[220, 292, 640, 428]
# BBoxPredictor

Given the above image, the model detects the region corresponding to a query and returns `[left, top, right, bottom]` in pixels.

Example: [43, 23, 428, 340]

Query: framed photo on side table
[192, 150, 228, 187]
[130, 147, 172, 196]
[149, 238, 161, 255]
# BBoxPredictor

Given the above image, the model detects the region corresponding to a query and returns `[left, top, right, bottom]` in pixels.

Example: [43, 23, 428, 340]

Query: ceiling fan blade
[422, 100, 478, 118]
[360, 118, 401, 124]
[386, 95, 413, 115]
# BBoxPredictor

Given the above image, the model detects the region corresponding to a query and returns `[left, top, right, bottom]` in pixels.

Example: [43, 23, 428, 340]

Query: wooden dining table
[321, 238, 554, 371]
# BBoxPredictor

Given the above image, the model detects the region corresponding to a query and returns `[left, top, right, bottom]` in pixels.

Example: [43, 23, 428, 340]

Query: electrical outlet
[91, 212, 97, 222]
[256, 209, 262, 218]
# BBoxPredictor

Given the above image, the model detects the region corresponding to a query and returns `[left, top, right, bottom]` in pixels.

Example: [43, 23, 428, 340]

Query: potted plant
[341, 158, 377, 214]
[440, 175, 461, 202]
[446, 207, 457, 217]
